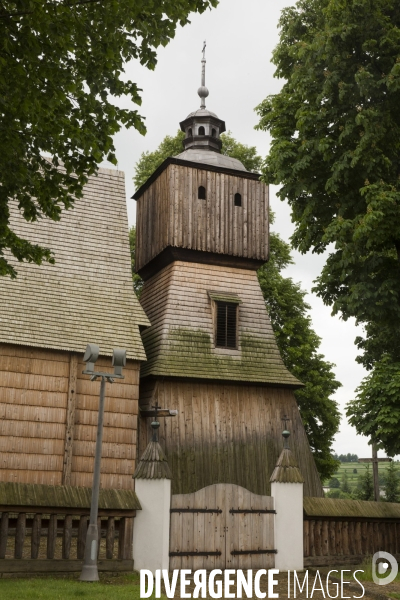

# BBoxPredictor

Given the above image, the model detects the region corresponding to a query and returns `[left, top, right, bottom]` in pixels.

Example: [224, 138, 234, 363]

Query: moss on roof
[0, 482, 141, 510]
[141, 327, 300, 386]
[304, 497, 400, 519]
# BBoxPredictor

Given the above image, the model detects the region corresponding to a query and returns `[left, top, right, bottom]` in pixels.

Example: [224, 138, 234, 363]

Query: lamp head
[112, 348, 126, 376]
[83, 343, 100, 373]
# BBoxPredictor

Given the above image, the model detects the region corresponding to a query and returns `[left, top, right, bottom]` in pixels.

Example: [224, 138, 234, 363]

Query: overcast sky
[105, 0, 388, 459]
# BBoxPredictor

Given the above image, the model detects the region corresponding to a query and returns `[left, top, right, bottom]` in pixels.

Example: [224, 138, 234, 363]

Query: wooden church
[134, 53, 323, 498]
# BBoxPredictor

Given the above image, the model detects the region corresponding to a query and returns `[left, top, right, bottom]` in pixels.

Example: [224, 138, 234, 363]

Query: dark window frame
[215, 301, 238, 349]
[234, 193, 242, 207]
[198, 186, 206, 200]
[198, 126, 205, 136]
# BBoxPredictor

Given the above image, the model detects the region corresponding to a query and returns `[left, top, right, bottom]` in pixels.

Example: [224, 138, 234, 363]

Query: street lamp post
[79, 344, 126, 582]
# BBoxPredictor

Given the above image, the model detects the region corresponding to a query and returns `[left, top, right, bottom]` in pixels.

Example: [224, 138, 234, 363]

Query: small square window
[216, 301, 238, 349]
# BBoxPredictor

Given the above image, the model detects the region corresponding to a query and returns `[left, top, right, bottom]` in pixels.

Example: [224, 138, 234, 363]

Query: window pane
[226, 304, 237, 348]
[216, 303, 227, 347]
[216, 301, 237, 349]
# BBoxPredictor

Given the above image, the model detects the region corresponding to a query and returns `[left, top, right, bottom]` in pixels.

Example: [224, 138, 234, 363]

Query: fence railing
[0, 482, 139, 573]
[304, 497, 400, 566]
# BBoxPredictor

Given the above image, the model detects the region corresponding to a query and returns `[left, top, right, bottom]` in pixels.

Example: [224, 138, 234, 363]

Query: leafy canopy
[258, 222, 341, 480]
[131, 130, 341, 480]
[0, 0, 217, 278]
[133, 130, 262, 189]
[255, 0, 400, 455]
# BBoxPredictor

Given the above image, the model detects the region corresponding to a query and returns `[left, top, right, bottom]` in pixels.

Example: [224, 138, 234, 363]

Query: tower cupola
[179, 42, 225, 153]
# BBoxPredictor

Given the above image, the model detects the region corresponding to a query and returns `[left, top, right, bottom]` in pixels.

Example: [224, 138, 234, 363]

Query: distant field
[325, 461, 400, 491]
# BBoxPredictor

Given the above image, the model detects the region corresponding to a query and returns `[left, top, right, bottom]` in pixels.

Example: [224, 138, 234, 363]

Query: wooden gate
[169, 483, 276, 570]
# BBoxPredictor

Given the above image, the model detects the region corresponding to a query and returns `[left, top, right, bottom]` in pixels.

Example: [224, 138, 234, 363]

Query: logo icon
[372, 551, 398, 586]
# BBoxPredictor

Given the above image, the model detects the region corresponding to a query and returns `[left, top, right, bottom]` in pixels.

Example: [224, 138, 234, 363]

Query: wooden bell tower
[134, 48, 323, 498]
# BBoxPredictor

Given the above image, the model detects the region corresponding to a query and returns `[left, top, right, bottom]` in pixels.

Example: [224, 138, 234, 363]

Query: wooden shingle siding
[139, 261, 299, 385]
[139, 381, 323, 498]
[135, 164, 269, 273]
[0, 344, 140, 490]
[0, 168, 149, 359]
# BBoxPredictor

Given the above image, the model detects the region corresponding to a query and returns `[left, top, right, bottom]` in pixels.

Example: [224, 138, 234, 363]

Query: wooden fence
[304, 497, 400, 566]
[0, 482, 140, 574]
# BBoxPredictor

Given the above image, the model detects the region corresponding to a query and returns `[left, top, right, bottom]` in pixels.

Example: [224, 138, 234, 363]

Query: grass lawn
[0, 572, 159, 600]
[325, 461, 400, 491]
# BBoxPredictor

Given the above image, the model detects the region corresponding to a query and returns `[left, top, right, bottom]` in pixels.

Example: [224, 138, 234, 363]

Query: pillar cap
[133, 441, 172, 480]
[270, 448, 304, 484]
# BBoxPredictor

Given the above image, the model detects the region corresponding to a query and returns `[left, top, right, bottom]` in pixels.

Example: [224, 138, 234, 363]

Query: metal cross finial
[151, 401, 161, 442]
[198, 40, 209, 108]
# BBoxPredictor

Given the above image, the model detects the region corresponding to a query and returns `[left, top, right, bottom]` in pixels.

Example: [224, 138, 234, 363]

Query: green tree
[131, 131, 341, 481]
[329, 477, 340, 489]
[355, 465, 374, 501]
[255, 0, 400, 455]
[346, 357, 400, 456]
[0, 0, 216, 278]
[129, 226, 144, 298]
[384, 461, 400, 502]
[341, 471, 351, 494]
[133, 130, 262, 189]
[258, 226, 341, 480]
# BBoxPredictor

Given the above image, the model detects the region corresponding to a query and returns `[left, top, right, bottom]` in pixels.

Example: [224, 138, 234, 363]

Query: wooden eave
[132, 157, 262, 201]
[0, 482, 141, 511]
[304, 497, 400, 520]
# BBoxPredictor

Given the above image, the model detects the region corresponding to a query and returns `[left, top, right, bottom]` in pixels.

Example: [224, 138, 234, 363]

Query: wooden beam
[358, 458, 392, 462]
[139, 409, 178, 418]
[62, 353, 78, 485]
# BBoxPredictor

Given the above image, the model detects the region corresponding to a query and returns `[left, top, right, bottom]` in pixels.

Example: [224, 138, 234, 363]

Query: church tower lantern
[133, 47, 323, 498]
[179, 42, 225, 154]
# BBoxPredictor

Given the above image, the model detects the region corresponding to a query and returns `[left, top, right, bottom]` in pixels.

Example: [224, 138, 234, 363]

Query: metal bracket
[231, 549, 278, 555]
[170, 551, 222, 557]
[170, 508, 222, 514]
[229, 509, 276, 514]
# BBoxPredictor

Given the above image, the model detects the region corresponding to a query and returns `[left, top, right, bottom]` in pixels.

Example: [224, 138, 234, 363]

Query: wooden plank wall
[139, 380, 323, 498]
[136, 164, 269, 272]
[304, 518, 400, 566]
[0, 344, 140, 490]
[72, 355, 139, 490]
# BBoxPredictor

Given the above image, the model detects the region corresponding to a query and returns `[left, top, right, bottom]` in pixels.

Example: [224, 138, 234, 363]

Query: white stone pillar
[270, 431, 304, 571]
[132, 437, 172, 573]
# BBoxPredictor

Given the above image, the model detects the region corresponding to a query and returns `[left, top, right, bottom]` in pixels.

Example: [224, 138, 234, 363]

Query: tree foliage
[355, 465, 374, 501]
[133, 130, 262, 189]
[129, 226, 144, 298]
[347, 357, 400, 456]
[255, 0, 400, 454]
[383, 461, 400, 502]
[341, 471, 351, 494]
[131, 130, 341, 480]
[0, 0, 216, 278]
[258, 225, 341, 480]
[333, 453, 359, 463]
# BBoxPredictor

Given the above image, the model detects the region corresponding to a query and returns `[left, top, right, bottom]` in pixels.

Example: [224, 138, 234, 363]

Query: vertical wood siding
[138, 380, 323, 498]
[304, 518, 400, 565]
[136, 164, 269, 272]
[0, 344, 140, 489]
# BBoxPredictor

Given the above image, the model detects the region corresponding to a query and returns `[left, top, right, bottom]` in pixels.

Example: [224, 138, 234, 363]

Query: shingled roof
[0, 168, 149, 359]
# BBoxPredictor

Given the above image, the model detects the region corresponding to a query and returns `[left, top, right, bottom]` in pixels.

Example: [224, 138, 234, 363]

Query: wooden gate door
[169, 483, 275, 570]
